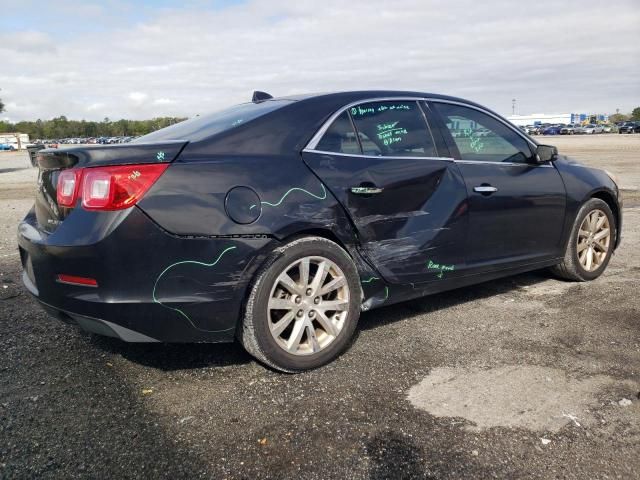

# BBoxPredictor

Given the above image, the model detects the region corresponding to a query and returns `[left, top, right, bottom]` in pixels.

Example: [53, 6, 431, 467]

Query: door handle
[473, 185, 498, 194]
[350, 186, 383, 195]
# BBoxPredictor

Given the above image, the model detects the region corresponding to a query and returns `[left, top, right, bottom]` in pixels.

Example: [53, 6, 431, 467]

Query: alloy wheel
[577, 209, 611, 272]
[267, 256, 350, 356]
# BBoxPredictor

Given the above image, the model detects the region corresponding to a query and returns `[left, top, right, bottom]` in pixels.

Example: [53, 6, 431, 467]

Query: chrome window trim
[303, 149, 454, 162]
[303, 150, 552, 168]
[454, 159, 554, 168]
[304, 95, 541, 162]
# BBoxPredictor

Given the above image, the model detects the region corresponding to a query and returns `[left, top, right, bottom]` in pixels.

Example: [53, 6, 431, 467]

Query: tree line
[609, 108, 640, 124]
[1, 95, 639, 139]
[0, 115, 187, 140]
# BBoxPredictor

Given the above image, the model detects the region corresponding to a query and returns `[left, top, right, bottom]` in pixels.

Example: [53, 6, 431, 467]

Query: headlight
[604, 169, 619, 186]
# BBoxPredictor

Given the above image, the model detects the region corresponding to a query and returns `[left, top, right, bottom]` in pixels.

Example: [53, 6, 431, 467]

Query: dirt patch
[408, 365, 634, 431]
[541, 134, 640, 191]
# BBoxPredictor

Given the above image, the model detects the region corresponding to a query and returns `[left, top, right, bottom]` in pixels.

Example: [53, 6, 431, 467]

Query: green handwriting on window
[351, 106, 375, 116]
[377, 121, 399, 132]
[351, 104, 413, 116]
[469, 136, 484, 153]
[377, 104, 411, 113]
[376, 121, 408, 146]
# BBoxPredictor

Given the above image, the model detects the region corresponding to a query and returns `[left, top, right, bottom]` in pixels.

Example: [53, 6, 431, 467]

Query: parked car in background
[618, 121, 640, 134]
[542, 125, 563, 135]
[0, 143, 16, 151]
[18, 90, 623, 372]
[524, 125, 539, 135]
[472, 128, 492, 137]
[601, 124, 616, 133]
[583, 124, 604, 134]
[560, 124, 579, 135]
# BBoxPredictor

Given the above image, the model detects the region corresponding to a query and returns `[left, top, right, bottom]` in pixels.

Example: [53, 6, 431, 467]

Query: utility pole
[512, 98, 516, 115]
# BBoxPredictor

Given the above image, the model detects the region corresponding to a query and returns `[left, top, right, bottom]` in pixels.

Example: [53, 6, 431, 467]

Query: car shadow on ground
[89, 334, 253, 371]
[359, 269, 554, 331]
[88, 270, 553, 371]
[0, 167, 30, 174]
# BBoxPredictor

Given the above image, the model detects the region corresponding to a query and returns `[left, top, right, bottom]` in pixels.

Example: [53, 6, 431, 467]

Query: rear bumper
[34, 296, 161, 342]
[18, 206, 275, 343]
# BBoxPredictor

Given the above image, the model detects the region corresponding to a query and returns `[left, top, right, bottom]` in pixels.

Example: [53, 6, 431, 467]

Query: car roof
[184, 90, 514, 157]
[277, 90, 487, 109]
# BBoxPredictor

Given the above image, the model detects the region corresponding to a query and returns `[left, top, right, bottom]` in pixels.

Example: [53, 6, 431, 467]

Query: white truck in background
[0, 133, 30, 150]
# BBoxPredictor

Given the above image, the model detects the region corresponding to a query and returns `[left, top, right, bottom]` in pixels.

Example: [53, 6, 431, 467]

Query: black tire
[550, 198, 616, 281]
[239, 236, 361, 372]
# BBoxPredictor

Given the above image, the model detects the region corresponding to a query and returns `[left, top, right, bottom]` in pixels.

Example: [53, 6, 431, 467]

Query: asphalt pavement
[1, 145, 638, 479]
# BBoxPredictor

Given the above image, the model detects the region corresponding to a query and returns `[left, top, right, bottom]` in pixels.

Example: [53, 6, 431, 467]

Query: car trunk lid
[34, 141, 187, 233]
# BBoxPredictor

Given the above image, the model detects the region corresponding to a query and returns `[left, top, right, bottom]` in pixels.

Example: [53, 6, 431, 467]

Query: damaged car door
[302, 99, 469, 285]
[430, 101, 567, 273]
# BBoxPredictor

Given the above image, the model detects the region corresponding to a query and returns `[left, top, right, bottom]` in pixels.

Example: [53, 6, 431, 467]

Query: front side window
[349, 101, 436, 157]
[433, 103, 534, 163]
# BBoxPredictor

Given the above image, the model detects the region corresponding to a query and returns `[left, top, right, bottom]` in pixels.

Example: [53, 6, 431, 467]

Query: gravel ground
[0, 137, 638, 479]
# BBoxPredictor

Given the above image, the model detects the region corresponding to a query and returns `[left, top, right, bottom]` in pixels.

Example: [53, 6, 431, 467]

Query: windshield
[135, 99, 294, 143]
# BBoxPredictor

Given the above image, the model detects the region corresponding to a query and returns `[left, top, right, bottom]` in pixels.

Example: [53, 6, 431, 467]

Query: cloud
[153, 98, 177, 106]
[0, 30, 57, 54]
[86, 102, 106, 112]
[0, 0, 638, 122]
[127, 92, 150, 105]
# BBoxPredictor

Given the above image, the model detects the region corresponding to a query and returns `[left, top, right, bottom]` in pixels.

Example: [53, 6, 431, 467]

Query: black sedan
[618, 121, 640, 134]
[18, 91, 622, 372]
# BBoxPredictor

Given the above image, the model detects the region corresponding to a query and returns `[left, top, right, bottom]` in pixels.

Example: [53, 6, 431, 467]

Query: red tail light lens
[81, 163, 169, 210]
[57, 169, 82, 207]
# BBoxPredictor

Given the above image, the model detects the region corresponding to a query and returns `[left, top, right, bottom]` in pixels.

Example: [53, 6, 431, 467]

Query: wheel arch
[236, 228, 354, 330]
[589, 189, 621, 249]
[236, 230, 364, 370]
[280, 227, 351, 253]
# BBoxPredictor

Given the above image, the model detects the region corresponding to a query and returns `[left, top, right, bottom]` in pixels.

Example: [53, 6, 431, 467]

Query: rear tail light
[56, 163, 168, 211]
[57, 169, 82, 207]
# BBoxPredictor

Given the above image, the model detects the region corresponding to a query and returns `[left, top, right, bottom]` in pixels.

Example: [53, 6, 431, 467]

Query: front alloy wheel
[576, 209, 611, 272]
[551, 198, 616, 281]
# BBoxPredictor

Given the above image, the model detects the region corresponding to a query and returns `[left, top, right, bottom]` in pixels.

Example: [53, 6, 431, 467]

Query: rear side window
[134, 100, 293, 143]
[315, 111, 361, 154]
[349, 101, 436, 157]
[433, 103, 534, 163]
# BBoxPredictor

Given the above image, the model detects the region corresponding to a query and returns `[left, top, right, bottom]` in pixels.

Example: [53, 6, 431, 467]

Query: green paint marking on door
[426, 259, 455, 279]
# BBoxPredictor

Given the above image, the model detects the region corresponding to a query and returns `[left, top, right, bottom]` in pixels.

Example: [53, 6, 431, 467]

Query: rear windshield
[134, 99, 293, 143]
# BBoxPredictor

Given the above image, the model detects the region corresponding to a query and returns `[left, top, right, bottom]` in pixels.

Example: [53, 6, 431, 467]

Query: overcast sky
[1, 0, 638, 122]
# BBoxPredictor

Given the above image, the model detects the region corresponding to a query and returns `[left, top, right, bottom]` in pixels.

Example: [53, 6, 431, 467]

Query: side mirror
[536, 144, 558, 163]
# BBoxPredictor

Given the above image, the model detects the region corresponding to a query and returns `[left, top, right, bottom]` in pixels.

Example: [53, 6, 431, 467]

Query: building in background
[507, 113, 608, 126]
[0, 133, 30, 149]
